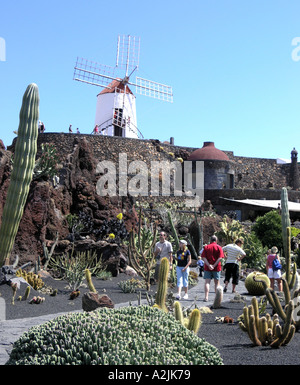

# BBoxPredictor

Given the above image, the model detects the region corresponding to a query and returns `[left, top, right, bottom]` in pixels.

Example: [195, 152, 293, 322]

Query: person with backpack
[266, 246, 283, 291]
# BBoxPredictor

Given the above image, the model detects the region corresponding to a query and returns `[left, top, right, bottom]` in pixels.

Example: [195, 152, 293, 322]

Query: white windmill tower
[73, 35, 173, 139]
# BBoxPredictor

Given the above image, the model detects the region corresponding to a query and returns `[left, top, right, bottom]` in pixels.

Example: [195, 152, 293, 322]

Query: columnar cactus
[281, 187, 291, 259]
[85, 269, 97, 293]
[0, 83, 39, 266]
[155, 257, 169, 312]
[187, 308, 202, 334]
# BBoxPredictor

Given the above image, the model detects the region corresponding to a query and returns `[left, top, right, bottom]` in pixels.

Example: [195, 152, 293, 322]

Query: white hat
[179, 239, 187, 245]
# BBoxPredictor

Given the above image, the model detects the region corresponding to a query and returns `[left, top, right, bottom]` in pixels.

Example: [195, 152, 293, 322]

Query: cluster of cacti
[254, 268, 300, 330]
[15, 269, 44, 290]
[239, 297, 295, 348]
[0, 83, 39, 267]
[253, 188, 300, 330]
[128, 209, 157, 291]
[118, 278, 143, 293]
[6, 305, 223, 365]
[245, 271, 270, 295]
[29, 296, 45, 304]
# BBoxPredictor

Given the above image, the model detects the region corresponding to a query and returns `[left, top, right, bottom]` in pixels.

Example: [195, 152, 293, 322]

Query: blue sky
[0, 0, 300, 160]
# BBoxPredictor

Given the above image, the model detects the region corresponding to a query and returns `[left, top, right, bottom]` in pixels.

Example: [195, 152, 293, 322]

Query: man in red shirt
[201, 235, 224, 301]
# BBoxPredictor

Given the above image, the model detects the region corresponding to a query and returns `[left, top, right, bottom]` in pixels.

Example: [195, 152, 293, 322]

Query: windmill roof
[98, 78, 134, 96]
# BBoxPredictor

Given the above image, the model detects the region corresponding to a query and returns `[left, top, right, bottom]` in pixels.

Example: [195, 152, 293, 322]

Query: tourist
[201, 235, 224, 301]
[266, 246, 283, 291]
[69, 124, 73, 133]
[197, 255, 204, 277]
[222, 239, 246, 293]
[154, 231, 173, 282]
[175, 240, 191, 300]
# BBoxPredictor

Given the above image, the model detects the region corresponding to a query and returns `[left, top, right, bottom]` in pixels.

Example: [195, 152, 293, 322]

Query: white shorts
[268, 268, 281, 279]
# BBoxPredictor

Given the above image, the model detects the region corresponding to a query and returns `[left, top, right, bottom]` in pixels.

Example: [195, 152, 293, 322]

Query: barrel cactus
[6, 305, 223, 365]
[0, 83, 39, 266]
[245, 271, 270, 295]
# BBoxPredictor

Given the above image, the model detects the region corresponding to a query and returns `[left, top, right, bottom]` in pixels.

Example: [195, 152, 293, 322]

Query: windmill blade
[73, 57, 117, 88]
[116, 35, 140, 76]
[134, 77, 173, 103]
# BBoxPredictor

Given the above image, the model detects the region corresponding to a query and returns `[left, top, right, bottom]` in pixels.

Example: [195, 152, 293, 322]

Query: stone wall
[34, 132, 297, 192]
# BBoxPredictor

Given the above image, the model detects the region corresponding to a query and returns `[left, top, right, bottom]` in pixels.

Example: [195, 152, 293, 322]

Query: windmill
[73, 35, 173, 139]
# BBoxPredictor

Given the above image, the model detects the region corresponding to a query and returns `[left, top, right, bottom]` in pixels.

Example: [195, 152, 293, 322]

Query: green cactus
[85, 268, 97, 293]
[174, 300, 184, 326]
[6, 305, 223, 365]
[23, 285, 31, 301]
[128, 208, 157, 291]
[239, 296, 295, 348]
[187, 308, 202, 334]
[0, 83, 39, 266]
[245, 271, 270, 295]
[281, 187, 291, 259]
[167, 211, 179, 250]
[155, 257, 169, 312]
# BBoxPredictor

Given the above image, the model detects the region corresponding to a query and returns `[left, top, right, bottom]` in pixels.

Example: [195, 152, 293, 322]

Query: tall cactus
[0, 84, 39, 266]
[155, 257, 169, 312]
[281, 187, 291, 259]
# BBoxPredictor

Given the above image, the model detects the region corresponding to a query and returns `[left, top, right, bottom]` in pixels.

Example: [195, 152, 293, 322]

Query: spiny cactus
[6, 306, 223, 365]
[281, 187, 291, 260]
[127, 209, 157, 291]
[15, 269, 44, 290]
[155, 257, 169, 312]
[0, 83, 39, 267]
[239, 296, 295, 348]
[211, 285, 223, 309]
[85, 269, 96, 293]
[245, 271, 270, 295]
[187, 309, 202, 334]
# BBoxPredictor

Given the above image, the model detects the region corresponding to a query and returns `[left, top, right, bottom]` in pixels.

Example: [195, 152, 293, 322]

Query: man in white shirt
[154, 232, 173, 281]
[222, 239, 246, 293]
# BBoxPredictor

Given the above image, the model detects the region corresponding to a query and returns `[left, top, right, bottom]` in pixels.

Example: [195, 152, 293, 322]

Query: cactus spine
[0, 84, 39, 266]
[155, 257, 169, 312]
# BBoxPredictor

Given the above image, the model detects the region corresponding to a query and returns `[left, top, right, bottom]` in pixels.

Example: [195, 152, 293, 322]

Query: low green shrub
[6, 306, 223, 365]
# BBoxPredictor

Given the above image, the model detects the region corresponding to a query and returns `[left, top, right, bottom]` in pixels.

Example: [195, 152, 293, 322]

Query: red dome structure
[187, 142, 229, 161]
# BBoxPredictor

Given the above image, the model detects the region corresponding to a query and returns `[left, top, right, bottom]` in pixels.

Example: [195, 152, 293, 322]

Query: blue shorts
[176, 266, 189, 288]
[204, 270, 221, 280]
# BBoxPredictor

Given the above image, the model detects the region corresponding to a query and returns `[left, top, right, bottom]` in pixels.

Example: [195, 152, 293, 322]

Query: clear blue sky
[0, 0, 300, 160]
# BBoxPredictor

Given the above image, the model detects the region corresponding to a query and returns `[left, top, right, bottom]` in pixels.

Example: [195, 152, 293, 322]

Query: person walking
[154, 231, 173, 282]
[266, 246, 283, 291]
[201, 235, 224, 301]
[175, 240, 191, 300]
[222, 239, 246, 293]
